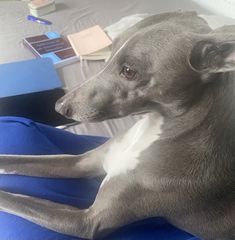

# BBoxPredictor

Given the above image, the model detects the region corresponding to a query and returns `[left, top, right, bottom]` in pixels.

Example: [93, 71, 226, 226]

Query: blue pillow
[0, 116, 199, 240]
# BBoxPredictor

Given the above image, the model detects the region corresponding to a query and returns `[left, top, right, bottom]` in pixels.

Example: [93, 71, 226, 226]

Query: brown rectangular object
[68, 25, 112, 56]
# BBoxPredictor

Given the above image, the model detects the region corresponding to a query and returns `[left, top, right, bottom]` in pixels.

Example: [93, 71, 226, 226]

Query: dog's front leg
[0, 138, 114, 178]
[0, 175, 146, 239]
[0, 189, 95, 238]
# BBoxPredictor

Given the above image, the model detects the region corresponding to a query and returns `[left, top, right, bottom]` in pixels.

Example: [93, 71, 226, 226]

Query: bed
[0, 1, 235, 239]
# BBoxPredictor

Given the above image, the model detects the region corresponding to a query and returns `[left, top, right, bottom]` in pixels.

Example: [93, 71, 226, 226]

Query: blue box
[0, 58, 62, 98]
[0, 58, 73, 126]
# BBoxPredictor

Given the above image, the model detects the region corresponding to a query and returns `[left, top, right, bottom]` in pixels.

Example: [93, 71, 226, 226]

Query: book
[0, 88, 74, 126]
[23, 32, 79, 68]
[28, 0, 56, 17]
[68, 25, 112, 61]
[80, 46, 111, 60]
[0, 58, 72, 126]
[0, 58, 62, 98]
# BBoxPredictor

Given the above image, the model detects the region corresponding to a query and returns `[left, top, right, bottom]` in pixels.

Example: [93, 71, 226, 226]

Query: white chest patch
[103, 113, 164, 180]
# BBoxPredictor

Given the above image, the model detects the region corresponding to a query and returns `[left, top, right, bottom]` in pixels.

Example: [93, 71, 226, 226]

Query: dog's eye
[120, 66, 137, 80]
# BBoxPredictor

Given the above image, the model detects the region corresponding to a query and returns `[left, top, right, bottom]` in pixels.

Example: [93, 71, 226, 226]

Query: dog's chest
[103, 113, 164, 179]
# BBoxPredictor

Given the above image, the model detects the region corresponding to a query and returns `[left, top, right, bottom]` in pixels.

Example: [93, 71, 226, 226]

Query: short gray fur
[0, 11, 235, 240]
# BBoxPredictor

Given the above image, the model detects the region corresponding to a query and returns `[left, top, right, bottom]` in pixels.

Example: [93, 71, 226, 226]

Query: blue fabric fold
[0, 117, 199, 240]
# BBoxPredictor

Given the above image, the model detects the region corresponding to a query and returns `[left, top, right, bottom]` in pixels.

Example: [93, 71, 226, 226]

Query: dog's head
[56, 11, 235, 122]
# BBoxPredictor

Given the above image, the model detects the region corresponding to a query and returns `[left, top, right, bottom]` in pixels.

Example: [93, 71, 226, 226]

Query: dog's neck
[160, 90, 213, 140]
[207, 71, 235, 144]
[160, 72, 235, 141]
[151, 72, 235, 184]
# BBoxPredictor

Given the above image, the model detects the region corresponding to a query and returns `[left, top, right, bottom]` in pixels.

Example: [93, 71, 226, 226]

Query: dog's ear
[189, 39, 235, 74]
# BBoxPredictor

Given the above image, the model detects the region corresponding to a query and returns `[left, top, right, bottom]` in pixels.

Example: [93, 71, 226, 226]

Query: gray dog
[0, 11, 234, 240]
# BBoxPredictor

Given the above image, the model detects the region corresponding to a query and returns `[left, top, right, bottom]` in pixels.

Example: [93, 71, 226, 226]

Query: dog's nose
[55, 99, 73, 118]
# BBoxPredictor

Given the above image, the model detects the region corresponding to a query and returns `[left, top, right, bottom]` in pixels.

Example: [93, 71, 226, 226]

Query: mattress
[0, 0, 233, 137]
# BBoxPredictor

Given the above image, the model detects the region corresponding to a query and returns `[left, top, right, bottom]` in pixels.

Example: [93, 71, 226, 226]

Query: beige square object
[28, 0, 55, 16]
[29, 0, 54, 9]
[68, 25, 112, 56]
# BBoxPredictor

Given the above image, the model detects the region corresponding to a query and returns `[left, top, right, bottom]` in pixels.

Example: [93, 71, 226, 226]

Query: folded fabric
[0, 116, 199, 240]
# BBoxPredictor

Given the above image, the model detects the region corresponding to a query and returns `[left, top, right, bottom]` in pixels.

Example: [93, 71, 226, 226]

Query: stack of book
[68, 25, 112, 61]
[23, 26, 112, 65]
[0, 58, 74, 126]
[23, 32, 78, 68]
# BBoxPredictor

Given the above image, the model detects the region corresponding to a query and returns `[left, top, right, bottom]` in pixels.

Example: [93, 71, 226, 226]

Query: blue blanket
[0, 117, 199, 240]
